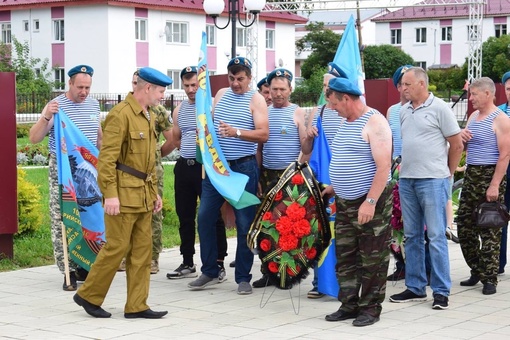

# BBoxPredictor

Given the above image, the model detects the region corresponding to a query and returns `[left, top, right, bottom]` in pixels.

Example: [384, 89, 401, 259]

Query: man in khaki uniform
[73, 67, 172, 319]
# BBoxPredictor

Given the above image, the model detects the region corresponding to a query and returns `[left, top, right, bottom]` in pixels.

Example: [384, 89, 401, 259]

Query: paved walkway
[0, 237, 509, 340]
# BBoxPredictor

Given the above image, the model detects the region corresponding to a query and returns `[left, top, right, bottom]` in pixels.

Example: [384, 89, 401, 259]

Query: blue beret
[328, 77, 362, 96]
[180, 66, 198, 80]
[257, 77, 268, 90]
[68, 65, 94, 77]
[138, 67, 173, 87]
[392, 65, 413, 88]
[227, 57, 252, 69]
[328, 62, 348, 78]
[267, 68, 293, 85]
[502, 71, 510, 85]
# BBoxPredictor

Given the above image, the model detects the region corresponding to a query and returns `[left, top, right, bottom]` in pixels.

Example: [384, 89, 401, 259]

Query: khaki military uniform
[77, 92, 157, 313]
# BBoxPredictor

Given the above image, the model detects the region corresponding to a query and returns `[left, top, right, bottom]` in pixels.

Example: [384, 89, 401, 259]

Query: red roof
[373, 0, 510, 22]
[0, 0, 307, 24]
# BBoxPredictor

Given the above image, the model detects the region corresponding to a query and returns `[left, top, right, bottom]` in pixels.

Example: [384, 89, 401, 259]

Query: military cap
[180, 66, 198, 80]
[328, 62, 348, 79]
[68, 65, 94, 77]
[138, 67, 173, 87]
[257, 77, 269, 90]
[227, 57, 252, 69]
[328, 77, 362, 96]
[502, 71, 510, 85]
[267, 68, 293, 85]
[392, 65, 413, 88]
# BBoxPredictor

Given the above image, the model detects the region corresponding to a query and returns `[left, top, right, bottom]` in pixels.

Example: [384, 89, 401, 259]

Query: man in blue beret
[29, 64, 102, 291]
[167, 66, 228, 281]
[188, 57, 269, 295]
[390, 67, 463, 310]
[320, 77, 393, 326]
[257, 76, 272, 106]
[73, 67, 171, 319]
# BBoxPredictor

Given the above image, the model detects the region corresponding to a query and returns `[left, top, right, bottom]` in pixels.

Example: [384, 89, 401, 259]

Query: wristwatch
[366, 198, 376, 205]
[236, 129, 241, 138]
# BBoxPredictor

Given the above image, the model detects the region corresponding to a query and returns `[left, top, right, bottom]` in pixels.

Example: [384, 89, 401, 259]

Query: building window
[54, 68, 65, 90]
[165, 22, 188, 44]
[33, 19, 39, 32]
[167, 70, 181, 90]
[495, 24, 507, 38]
[441, 26, 452, 41]
[206, 25, 215, 45]
[266, 29, 275, 49]
[390, 28, 401, 45]
[414, 61, 427, 69]
[467, 25, 479, 41]
[236, 28, 246, 48]
[415, 27, 426, 43]
[135, 19, 147, 41]
[23, 20, 29, 32]
[1, 23, 11, 44]
[53, 20, 64, 42]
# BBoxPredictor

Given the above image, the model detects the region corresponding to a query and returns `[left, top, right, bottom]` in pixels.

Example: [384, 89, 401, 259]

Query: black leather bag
[473, 201, 510, 228]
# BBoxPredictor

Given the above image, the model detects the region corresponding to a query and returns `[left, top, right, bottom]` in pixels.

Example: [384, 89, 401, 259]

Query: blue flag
[196, 32, 260, 209]
[54, 109, 105, 271]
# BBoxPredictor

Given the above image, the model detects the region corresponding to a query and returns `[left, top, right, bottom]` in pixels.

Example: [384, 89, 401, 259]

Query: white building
[372, 0, 510, 69]
[0, 0, 306, 94]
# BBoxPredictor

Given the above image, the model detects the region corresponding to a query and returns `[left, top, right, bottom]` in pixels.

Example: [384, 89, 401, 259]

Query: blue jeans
[197, 157, 259, 283]
[399, 178, 451, 296]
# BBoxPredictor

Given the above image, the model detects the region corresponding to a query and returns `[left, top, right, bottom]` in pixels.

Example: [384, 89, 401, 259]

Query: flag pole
[61, 222, 71, 287]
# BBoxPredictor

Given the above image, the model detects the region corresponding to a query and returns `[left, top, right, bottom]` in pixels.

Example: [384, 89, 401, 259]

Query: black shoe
[229, 261, 236, 268]
[73, 293, 111, 318]
[252, 274, 273, 288]
[75, 267, 89, 282]
[63, 272, 78, 291]
[387, 270, 405, 281]
[389, 289, 427, 303]
[352, 314, 379, 327]
[124, 309, 168, 319]
[460, 275, 480, 286]
[325, 308, 358, 322]
[432, 294, 449, 310]
[482, 283, 496, 295]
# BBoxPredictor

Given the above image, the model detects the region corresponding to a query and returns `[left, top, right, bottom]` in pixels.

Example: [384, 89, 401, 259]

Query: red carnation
[260, 239, 271, 252]
[276, 216, 293, 235]
[286, 202, 306, 221]
[305, 247, 317, 260]
[275, 190, 283, 201]
[308, 196, 316, 206]
[291, 174, 305, 185]
[286, 265, 301, 276]
[268, 261, 279, 273]
[293, 219, 311, 238]
[262, 212, 272, 221]
[278, 233, 299, 251]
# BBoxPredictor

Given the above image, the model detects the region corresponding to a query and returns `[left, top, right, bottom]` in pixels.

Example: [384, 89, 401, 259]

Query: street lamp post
[203, 0, 266, 60]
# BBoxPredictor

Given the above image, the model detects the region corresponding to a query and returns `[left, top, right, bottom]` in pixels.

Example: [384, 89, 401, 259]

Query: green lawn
[0, 164, 235, 272]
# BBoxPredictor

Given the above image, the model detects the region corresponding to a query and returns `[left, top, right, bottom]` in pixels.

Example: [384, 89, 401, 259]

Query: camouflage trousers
[49, 154, 78, 273]
[152, 163, 164, 261]
[334, 184, 393, 317]
[457, 164, 505, 285]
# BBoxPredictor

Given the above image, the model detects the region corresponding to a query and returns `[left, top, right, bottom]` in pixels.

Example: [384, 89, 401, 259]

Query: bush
[16, 143, 49, 166]
[16, 124, 31, 138]
[17, 168, 43, 234]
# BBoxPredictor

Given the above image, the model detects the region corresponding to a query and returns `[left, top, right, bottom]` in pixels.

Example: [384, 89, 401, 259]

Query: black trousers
[174, 158, 227, 265]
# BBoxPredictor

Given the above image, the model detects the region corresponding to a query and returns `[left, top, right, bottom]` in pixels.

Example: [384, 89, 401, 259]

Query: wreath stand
[258, 281, 303, 315]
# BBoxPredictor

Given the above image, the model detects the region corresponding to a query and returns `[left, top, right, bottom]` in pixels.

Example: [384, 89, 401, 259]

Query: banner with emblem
[196, 31, 260, 209]
[54, 109, 105, 271]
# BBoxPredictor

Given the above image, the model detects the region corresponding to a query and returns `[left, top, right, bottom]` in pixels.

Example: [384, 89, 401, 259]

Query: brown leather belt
[116, 162, 151, 181]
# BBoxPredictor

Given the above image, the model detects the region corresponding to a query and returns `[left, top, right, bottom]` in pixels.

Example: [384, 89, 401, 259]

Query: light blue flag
[334, 15, 365, 94]
[196, 31, 260, 209]
[54, 109, 105, 271]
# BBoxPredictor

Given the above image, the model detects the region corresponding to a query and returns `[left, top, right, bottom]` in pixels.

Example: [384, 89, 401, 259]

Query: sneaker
[150, 260, 159, 275]
[167, 264, 198, 279]
[252, 274, 273, 288]
[229, 260, 236, 268]
[237, 281, 253, 295]
[387, 269, 405, 281]
[389, 289, 427, 303]
[118, 258, 126, 272]
[218, 268, 227, 283]
[188, 274, 218, 290]
[432, 294, 449, 309]
[63, 272, 78, 291]
[307, 287, 325, 299]
[445, 228, 459, 243]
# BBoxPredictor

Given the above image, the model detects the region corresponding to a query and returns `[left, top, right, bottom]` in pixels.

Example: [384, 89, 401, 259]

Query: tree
[0, 37, 54, 95]
[296, 22, 341, 79]
[363, 45, 414, 79]
[477, 34, 510, 82]
[290, 66, 326, 106]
